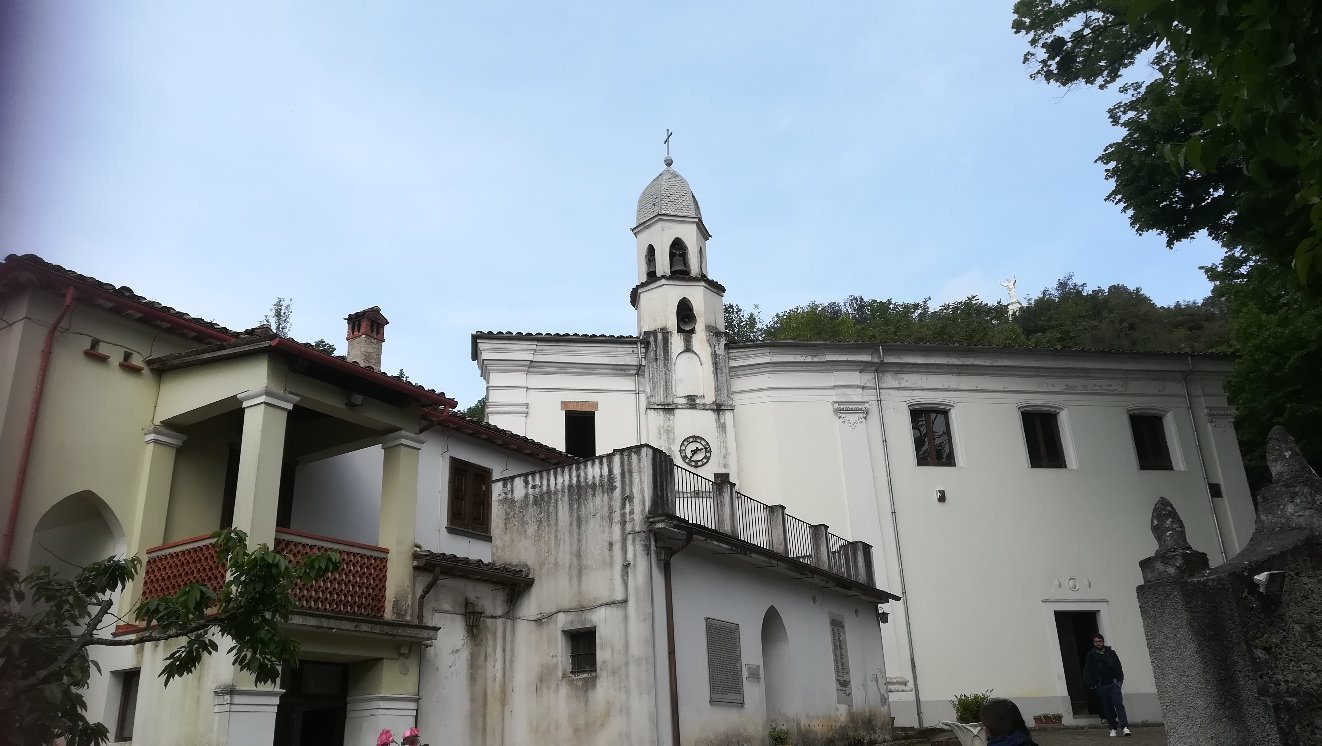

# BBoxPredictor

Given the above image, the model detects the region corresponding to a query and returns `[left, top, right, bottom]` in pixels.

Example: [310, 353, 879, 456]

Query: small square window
[115, 669, 140, 741]
[567, 629, 597, 676]
[910, 409, 956, 466]
[448, 458, 493, 535]
[1130, 414, 1173, 470]
[1022, 411, 1067, 468]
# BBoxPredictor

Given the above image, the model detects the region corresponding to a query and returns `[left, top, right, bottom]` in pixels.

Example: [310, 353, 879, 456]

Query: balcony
[664, 464, 875, 586]
[141, 528, 389, 619]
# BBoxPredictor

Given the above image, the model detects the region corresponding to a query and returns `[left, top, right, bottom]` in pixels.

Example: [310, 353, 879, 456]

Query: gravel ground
[1032, 726, 1166, 745]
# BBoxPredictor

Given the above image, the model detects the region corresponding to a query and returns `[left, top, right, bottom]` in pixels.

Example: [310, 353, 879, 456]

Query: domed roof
[636, 158, 702, 226]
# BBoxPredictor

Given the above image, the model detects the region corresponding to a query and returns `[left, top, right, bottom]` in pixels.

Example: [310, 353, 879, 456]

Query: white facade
[474, 158, 1259, 727]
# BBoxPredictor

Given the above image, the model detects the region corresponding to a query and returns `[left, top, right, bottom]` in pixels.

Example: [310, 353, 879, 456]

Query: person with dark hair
[1083, 632, 1131, 737]
[979, 698, 1037, 746]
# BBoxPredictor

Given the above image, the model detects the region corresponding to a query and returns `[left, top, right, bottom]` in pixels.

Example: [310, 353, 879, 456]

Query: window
[565, 411, 596, 458]
[1130, 414, 1173, 470]
[115, 669, 140, 741]
[910, 409, 956, 466]
[830, 618, 851, 692]
[448, 458, 493, 535]
[645, 245, 657, 279]
[567, 629, 597, 675]
[705, 618, 744, 705]
[1022, 411, 1067, 468]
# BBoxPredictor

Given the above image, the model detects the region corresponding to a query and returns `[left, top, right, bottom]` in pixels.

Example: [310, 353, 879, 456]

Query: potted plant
[941, 690, 993, 746]
[1032, 713, 1064, 727]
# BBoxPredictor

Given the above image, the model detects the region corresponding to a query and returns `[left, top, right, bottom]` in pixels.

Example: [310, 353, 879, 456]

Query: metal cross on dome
[664, 129, 673, 157]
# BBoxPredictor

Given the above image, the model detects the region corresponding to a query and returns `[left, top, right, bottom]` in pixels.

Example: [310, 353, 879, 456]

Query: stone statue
[1140, 497, 1209, 582]
[999, 276, 1020, 306]
[1255, 425, 1322, 535]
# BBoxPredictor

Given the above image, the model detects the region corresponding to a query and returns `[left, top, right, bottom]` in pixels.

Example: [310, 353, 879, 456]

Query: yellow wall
[165, 414, 241, 542]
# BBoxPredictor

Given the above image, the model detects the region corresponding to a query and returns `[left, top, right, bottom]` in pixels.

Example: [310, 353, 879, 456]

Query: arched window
[676, 298, 696, 333]
[669, 238, 690, 275]
[645, 245, 656, 279]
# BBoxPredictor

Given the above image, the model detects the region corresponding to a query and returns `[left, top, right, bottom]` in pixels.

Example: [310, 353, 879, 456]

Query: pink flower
[377, 728, 395, 746]
[403, 728, 419, 738]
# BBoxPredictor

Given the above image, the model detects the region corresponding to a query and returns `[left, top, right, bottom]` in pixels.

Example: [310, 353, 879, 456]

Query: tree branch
[15, 597, 114, 690]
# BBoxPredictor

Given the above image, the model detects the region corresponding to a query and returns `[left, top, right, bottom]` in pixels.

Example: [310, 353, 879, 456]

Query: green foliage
[0, 529, 340, 745]
[1207, 251, 1322, 488]
[1012, 0, 1322, 287]
[462, 396, 487, 422]
[263, 297, 294, 337]
[724, 303, 764, 343]
[310, 339, 337, 355]
[768, 722, 792, 746]
[950, 690, 994, 724]
[763, 295, 1027, 347]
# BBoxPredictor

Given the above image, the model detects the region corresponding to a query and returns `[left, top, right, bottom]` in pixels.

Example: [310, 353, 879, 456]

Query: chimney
[345, 306, 388, 371]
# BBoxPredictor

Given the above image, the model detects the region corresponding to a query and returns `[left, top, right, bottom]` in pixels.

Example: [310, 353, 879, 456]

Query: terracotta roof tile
[413, 549, 532, 582]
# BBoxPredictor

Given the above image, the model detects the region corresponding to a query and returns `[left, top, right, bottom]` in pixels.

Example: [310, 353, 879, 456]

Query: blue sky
[1, 2, 1223, 407]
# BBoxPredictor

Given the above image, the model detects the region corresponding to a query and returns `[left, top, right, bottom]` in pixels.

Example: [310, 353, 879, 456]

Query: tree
[263, 297, 294, 336]
[461, 396, 487, 422]
[1206, 252, 1322, 487]
[1011, 0, 1322, 287]
[310, 339, 337, 355]
[0, 529, 340, 745]
[723, 303, 764, 343]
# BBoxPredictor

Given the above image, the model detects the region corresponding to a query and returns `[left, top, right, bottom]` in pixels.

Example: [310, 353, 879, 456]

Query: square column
[345, 695, 421, 745]
[121, 425, 187, 609]
[233, 388, 299, 547]
[213, 687, 283, 746]
[380, 433, 423, 620]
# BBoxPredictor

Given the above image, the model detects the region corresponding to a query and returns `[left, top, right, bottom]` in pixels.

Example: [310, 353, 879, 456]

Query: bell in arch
[669, 239, 690, 275]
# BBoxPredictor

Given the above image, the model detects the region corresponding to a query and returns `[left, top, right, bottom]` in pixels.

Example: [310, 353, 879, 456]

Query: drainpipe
[874, 365, 924, 728]
[1183, 356, 1228, 563]
[657, 543, 682, 746]
[2, 286, 75, 567]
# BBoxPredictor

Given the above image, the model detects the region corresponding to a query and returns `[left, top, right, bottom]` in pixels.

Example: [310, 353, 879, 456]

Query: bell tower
[631, 151, 738, 481]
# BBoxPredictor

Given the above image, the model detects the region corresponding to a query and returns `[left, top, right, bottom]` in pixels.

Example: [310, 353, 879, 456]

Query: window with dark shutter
[115, 669, 140, 741]
[830, 619, 851, 691]
[447, 458, 493, 535]
[567, 629, 597, 675]
[705, 618, 744, 705]
[1130, 414, 1173, 470]
[1021, 411, 1067, 468]
[910, 409, 956, 466]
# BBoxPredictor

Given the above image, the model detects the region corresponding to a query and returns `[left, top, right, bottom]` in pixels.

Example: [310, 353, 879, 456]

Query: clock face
[679, 435, 712, 468]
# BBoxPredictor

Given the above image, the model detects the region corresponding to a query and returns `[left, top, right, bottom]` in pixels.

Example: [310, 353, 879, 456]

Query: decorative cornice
[381, 432, 424, 451]
[236, 387, 300, 411]
[1206, 406, 1237, 430]
[486, 401, 530, 416]
[143, 425, 187, 448]
[832, 402, 870, 430]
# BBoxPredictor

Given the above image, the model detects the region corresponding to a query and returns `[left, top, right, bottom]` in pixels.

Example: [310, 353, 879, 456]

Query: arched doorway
[29, 491, 124, 578]
[762, 606, 792, 719]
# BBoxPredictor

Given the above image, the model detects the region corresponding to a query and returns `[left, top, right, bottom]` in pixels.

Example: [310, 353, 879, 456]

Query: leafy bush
[949, 690, 993, 724]
[769, 723, 792, 746]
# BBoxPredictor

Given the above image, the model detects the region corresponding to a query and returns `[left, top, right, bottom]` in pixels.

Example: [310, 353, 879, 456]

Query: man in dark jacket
[1083, 633, 1130, 737]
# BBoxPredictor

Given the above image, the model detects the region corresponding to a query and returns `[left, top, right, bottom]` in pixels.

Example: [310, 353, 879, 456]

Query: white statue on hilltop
[1001, 276, 1022, 318]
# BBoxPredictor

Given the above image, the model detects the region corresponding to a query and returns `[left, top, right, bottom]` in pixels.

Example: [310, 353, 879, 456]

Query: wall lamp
[464, 598, 482, 631]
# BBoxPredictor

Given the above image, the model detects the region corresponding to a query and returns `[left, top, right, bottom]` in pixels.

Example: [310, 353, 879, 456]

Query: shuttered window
[830, 619, 851, 691]
[448, 458, 493, 535]
[705, 618, 744, 705]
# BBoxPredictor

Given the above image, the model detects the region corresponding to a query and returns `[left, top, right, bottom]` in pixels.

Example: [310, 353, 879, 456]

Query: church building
[474, 156, 1259, 726]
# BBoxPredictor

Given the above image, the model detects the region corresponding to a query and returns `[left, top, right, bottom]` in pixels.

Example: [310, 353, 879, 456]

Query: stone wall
[1136, 427, 1322, 745]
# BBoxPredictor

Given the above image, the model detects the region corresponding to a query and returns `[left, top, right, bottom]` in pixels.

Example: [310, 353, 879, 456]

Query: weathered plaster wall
[669, 545, 889, 743]
[489, 448, 667, 745]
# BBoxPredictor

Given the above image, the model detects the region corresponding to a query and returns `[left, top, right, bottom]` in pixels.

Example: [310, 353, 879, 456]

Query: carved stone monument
[1135, 427, 1322, 745]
